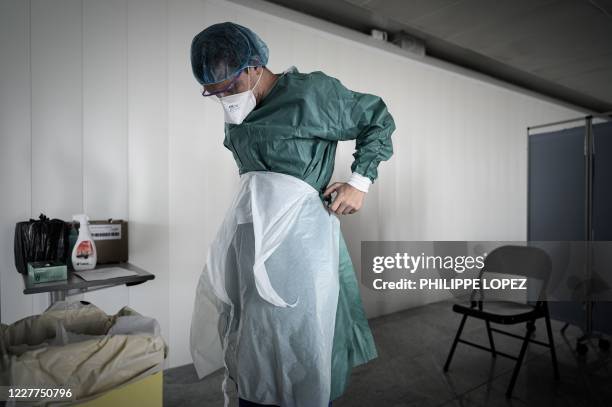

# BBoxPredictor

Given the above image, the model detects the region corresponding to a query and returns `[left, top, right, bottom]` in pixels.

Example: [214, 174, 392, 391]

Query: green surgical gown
[222, 66, 395, 401]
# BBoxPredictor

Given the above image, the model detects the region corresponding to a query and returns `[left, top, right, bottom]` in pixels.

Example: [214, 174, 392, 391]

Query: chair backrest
[479, 245, 553, 302]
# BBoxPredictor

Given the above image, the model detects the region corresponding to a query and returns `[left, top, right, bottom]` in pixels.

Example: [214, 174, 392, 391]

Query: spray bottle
[71, 214, 97, 270]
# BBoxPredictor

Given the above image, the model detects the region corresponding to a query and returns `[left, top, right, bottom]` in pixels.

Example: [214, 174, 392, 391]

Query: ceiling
[264, 0, 612, 113]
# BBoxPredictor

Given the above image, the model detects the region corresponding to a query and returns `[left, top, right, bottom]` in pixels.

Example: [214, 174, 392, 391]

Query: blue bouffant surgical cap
[190, 22, 269, 86]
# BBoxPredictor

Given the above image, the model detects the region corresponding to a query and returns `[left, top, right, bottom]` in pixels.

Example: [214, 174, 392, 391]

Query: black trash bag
[14, 213, 70, 275]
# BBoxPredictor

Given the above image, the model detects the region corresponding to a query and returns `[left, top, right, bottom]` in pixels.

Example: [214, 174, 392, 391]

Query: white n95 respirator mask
[219, 69, 263, 125]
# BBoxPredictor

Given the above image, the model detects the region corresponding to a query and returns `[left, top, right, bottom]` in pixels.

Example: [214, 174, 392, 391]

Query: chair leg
[444, 314, 468, 372]
[544, 305, 560, 380]
[505, 319, 535, 398]
[486, 321, 496, 357]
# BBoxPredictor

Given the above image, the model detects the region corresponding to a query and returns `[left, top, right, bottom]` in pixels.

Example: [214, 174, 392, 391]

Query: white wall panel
[30, 0, 83, 223]
[127, 0, 170, 368]
[0, 0, 34, 324]
[75, 0, 130, 310]
[168, 0, 210, 370]
[82, 0, 128, 220]
[30, 0, 83, 314]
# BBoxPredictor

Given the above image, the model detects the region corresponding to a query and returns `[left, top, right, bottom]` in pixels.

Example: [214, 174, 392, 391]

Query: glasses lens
[201, 71, 242, 97]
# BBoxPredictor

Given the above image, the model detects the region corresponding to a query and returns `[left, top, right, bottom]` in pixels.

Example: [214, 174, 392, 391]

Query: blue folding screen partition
[591, 121, 612, 335]
[528, 118, 612, 335]
[592, 121, 612, 241]
[529, 122, 587, 330]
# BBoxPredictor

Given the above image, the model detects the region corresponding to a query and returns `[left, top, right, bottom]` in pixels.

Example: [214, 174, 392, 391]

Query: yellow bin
[74, 371, 163, 407]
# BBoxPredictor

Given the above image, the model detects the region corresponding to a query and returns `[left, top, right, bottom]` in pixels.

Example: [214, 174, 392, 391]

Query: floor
[164, 301, 611, 407]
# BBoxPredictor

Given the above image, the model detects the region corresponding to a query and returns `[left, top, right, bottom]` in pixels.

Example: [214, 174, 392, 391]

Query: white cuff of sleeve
[347, 172, 372, 193]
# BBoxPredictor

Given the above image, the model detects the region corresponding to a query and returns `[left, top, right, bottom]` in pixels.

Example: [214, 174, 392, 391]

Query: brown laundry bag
[0, 300, 168, 406]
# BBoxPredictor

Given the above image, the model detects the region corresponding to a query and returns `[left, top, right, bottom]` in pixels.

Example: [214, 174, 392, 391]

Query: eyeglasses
[201, 70, 243, 98]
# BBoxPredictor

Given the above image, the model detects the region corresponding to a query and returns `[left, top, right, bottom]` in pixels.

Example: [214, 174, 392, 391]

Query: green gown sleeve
[326, 76, 396, 183]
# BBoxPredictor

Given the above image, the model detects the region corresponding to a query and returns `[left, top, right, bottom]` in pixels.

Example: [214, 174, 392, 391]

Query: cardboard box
[72, 219, 128, 264]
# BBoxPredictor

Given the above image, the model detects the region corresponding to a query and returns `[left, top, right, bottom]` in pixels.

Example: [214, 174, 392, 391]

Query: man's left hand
[323, 182, 365, 215]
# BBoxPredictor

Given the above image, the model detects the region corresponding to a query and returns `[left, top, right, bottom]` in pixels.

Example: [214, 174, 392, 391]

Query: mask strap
[249, 67, 264, 92]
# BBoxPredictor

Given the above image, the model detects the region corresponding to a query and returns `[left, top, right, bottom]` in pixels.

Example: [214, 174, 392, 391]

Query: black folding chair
[443, 245, 560, 398]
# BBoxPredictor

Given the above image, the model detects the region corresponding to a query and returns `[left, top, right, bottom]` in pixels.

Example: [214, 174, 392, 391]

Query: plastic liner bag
[190, 171, 340, 407]
[0, 300, 168, 407]
[14, 214, 70, 275]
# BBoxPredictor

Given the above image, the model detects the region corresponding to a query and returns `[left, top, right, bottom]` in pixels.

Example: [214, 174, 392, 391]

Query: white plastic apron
[190, 171, 340, 407]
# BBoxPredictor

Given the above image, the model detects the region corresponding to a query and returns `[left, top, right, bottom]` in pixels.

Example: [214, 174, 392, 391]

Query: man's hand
[323, 182, 366, 215]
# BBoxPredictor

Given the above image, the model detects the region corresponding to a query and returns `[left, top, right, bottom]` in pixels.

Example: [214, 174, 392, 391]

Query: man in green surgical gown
[190, 21, 395, 405]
